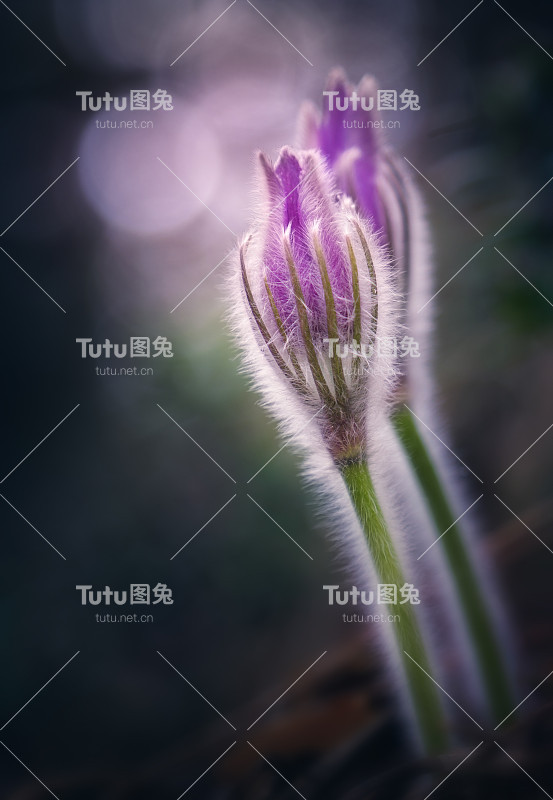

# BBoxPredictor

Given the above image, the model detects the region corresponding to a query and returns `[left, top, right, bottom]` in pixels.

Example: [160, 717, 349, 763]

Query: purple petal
[303, 69, 386, 242]
[258, 148, 354, 344]
[318, 68, 351, 164]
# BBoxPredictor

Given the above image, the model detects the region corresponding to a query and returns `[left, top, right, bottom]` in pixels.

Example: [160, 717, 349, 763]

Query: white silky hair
[295, 96, 485, 720]
[238, 148, 402, 410]
[226, 145, 438, 748]
[298, 71, 516, 715]
[379, 140, 518, 714]
[398, 147, 517, 694]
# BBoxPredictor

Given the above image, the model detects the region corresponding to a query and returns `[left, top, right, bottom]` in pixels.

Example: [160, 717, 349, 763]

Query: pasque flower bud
[296, 70, 514, 725]
[233, 146, 398, 464]
[231, 145, 448, 753]
[297, 68, 415, 290]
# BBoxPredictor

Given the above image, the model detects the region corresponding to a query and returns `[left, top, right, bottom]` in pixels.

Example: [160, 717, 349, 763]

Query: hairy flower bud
[296, 71, 515, 725]
[230, 146, 450, 752]
[297, 68, 416, 290]
[232, 146, 398, 464]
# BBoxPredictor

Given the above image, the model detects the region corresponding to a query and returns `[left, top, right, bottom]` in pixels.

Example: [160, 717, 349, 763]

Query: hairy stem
[392, 406, 513, 721]
[340, 459, 447, 753]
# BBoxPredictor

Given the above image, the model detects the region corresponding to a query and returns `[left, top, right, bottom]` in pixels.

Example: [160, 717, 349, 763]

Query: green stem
[340, 459, 447, 753]
[392, 406, 513, 721]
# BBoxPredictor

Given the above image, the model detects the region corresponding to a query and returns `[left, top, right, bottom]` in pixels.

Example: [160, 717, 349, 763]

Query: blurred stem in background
[340, 459, 448, 753]
[392, 406, 513, 721]
[297, 65, 514, 723]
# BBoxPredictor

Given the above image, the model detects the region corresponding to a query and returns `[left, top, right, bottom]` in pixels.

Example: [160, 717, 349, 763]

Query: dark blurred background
[0, 1, 552, 797]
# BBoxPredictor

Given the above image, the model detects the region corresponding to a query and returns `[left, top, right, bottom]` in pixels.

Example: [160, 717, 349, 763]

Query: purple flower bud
[261, 147, 355, 347]
[233, 146, 398, 463]
[297, 68, 415, 283]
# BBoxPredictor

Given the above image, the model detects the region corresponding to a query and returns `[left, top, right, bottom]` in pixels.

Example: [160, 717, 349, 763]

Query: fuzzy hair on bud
[296, 67, 430, 317]
[229, 146, 402, 466]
